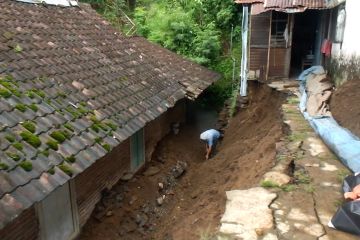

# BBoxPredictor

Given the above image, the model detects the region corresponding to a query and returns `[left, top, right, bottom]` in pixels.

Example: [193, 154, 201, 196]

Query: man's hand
[344, 192, 358, 200]
[205, 154, 209, 160]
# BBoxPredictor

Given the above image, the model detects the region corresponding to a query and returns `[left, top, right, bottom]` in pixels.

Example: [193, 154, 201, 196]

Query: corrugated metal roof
[235, 0, 345, 13]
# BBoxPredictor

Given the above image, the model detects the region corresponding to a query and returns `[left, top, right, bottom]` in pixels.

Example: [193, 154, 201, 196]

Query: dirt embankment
[80, 82, 285, 240]
[331, 79, 360, 137]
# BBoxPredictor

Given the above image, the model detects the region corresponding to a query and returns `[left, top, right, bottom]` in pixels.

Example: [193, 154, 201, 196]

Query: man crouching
[200, 129, 221, 160]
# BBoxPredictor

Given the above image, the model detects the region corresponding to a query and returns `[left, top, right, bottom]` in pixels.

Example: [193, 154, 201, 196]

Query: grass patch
[50, 131, 67, 143]
[105, 121, 117, 131]
[14, 44, 23, 53]
[260, 180, 279, 188]
[6, 152, 21, 161]
[46, 140, 59, 151]
[65, 155, 76, 163]
[102, 143, 111, 152]
[28, 103, 38, 112]
[39, 149, 49, 157]
[19, 161, 32, 171]
[0, 162, 9, 170]
[95, 137, 102, 144]
[12, 142, 23, 151]
[58, 163, 73, 176]
[288, 132, 306, 142]
[0, 88, 12, 98]
[48, 167, 55, 175]
[287, 97, 300, 104]
[15, 104, 27, 112]
[337, 169, 350, 183]
[294, 170, 311, 184]
[64, 123, 75, 132]
[5, 135, 15, 143]
[22, 121, 36, 133]
[281, 184, 297, 192]
[20, 131, 41, 148]
[91, 124, 100, 133]
[304, 184, 315, 193]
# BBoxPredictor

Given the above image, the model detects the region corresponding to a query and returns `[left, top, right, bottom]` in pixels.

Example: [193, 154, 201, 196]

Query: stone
[156, 196, 164, 206]
[121, 172, 133, 181]
[220, 187, 277, 239]
[135, 213, 149, 227]
[106, 210, 113, 217]
[143, 166, 161, 176]
[171, 161, 187, 178]
[129, 196, 138, 205]
[116, 194, 124, 202]
[263, 171, 291, 186]
[158, 182, 164, 190]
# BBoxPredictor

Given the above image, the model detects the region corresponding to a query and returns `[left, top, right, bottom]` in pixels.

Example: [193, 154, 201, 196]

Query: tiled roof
[0, 0, 219, 228]
[130, 37, 220, 100]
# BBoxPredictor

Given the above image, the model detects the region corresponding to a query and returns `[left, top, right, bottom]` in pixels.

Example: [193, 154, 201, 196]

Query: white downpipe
[240, 6, 249, 97]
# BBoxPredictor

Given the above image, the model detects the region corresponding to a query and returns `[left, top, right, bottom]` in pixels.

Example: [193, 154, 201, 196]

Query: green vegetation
[0, 162, 9, 170]
[39, 149, 50, 157]
[304, 184, 315, 193]
[7, 152, 21, 161]
[281, 184, 297, 192]
[95, 137, 102, 144]
[48, 167, 55, 175]
[12, 142, 23, 151]
[337, 169, 350, 183]
[81, 0, 242, 110]
[260, 180, 279, 189]
[19, 161, 32, 171]
[50, 131, 67, 143]
[5, 135, 15, 143]
[58, 163, 73, 176]
[14, 44, 23, 53]
[20, 131, 41, 148]
[287, 97, 300, 104]
[22, 121, 36, 133]
[64, 123, 75, 132]
[0, 88, 12, 98]
[294, 170, 311, 184]
[28, 103, 38, 112]
[91, 124, 100, 133]
[102, 143, 111, 152]
[46, 140, 59, 151]
[65, 106, 82, 119]
[65, 155, 76, 163]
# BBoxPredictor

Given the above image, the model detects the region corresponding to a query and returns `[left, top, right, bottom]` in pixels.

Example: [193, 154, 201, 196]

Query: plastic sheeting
[329, 174, 360, 235]
[298, 66, 360, 173]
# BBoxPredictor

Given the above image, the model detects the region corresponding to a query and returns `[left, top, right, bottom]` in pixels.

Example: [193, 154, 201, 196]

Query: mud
[331, 78, 360, 137]
[79, 82, 285, 240]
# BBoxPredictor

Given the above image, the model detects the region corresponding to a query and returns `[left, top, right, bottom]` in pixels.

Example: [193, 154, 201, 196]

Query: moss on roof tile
[19, 161, 32, 171]
[20, 131, 41, 148]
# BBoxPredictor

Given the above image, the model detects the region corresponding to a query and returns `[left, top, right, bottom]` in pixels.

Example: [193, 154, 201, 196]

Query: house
[0, 1, 220, 239]
[234, 0, 348, 83]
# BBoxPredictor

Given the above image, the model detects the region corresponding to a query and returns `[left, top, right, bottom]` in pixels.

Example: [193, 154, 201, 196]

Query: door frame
[36, 180, 80, 240]
[130, 128, 145, 172]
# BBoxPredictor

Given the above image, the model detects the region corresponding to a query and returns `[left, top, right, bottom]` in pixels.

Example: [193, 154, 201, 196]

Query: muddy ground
[331, 78, 360, 137]
[79, 82, 285, 240]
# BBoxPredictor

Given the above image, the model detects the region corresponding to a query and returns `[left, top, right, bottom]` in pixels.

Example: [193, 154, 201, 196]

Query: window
[335, 8, 346, 43]
[130, 128, 145, 171]
[271, 12, 289, 47]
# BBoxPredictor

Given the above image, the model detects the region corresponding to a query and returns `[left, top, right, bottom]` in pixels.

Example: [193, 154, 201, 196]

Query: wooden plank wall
[249, 12, 271, 80]
[0, 207, 39, 240]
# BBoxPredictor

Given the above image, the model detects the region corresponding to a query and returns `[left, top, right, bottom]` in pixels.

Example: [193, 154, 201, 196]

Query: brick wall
[0, 207, 38, 240]
[75, 139, 130, 227]
[144, 100, 186, 162]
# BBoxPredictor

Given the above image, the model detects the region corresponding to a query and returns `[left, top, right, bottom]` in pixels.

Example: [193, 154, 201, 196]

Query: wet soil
[331, 79, 360, 137]
[79, 82, 285, 240]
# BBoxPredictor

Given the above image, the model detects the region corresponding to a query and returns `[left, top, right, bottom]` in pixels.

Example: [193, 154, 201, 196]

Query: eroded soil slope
[80, 82, 285, 240]
[331, 79, 360, 137]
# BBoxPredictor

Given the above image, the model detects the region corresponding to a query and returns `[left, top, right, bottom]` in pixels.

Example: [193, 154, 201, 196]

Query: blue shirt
[200, 129, 220, 147]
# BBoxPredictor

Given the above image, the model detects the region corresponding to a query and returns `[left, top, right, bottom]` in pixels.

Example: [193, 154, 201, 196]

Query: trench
[79, 82, 286, 240]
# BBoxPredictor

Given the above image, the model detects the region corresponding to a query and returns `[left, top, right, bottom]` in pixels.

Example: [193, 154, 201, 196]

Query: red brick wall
[0, 207, 38, 240]
[75, 139, 130, 227]
[144, 100, 186, 162]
